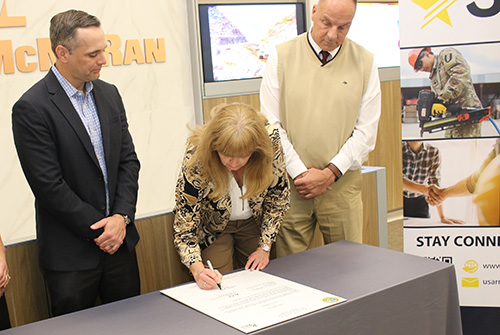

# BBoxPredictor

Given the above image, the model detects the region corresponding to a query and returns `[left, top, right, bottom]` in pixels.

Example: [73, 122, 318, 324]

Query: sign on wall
[0, 0, 196, 244]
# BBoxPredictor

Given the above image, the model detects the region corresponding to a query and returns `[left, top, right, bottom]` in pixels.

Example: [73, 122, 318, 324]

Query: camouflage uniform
[429, 48, 482, 138]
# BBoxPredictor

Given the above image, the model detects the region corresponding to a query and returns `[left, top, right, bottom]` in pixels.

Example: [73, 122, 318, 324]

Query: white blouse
[228, 176, 252, 220]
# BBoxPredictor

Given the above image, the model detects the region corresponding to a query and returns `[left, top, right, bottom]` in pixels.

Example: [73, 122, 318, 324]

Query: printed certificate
[161, 270, 346, 333]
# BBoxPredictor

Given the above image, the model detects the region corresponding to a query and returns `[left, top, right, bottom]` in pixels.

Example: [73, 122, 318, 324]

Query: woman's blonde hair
[188, 103, 273, 199]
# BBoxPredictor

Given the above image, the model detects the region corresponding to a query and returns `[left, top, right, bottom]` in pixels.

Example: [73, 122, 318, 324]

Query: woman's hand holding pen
[190, 261, 222, 290]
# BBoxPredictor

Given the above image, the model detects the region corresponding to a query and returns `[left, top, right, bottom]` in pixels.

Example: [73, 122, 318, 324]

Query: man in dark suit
[12, 10, 141, 317]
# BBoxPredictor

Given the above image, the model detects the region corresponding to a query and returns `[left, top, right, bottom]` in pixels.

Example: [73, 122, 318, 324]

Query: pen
[207, 260, 222, 290]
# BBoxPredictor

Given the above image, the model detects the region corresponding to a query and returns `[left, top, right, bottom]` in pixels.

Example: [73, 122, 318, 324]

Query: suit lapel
[92, 81, 111, 165]
[45, 71, 100, 168]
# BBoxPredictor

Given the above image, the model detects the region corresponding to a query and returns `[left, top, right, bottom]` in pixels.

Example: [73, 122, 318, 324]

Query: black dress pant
[0, 295, 11, 330]
[404, 195, 430, 218]
[43, 247, 140, 317]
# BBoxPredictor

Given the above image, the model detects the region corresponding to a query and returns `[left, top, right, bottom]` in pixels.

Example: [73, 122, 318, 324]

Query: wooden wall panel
[4, 242, 48, 327]
[365, 80, 403, 212]
[202, 94, 260, 122]
[135, 215, 191, 293]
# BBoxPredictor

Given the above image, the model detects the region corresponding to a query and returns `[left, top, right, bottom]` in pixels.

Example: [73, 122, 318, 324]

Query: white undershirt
[228, 176, 252, 220]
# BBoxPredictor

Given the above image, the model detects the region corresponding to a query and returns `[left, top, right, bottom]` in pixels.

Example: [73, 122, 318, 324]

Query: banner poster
[404, 227, 500, 307]
[403, 137, 500, 306]
[400, 0, 500, 310]
[399, 0, 500, 141]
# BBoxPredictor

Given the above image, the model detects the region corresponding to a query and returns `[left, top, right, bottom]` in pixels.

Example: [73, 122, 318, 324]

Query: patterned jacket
[173, 125, 290, 268]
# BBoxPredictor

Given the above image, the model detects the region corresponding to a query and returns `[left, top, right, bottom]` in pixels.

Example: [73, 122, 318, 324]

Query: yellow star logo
[412, 0, 458, 28]
[0, 0, 26, 28]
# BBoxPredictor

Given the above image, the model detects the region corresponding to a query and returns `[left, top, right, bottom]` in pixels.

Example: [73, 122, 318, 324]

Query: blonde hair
[188, 103, 273, 199]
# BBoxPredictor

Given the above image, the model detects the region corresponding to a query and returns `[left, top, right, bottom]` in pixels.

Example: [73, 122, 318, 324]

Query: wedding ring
[6, 275, 10, 280]
[108, 243, 113, 248]
[203, 282, 207, 287]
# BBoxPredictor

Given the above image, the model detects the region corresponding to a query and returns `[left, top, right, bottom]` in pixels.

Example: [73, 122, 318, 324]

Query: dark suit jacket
[12, 69, 140, 272]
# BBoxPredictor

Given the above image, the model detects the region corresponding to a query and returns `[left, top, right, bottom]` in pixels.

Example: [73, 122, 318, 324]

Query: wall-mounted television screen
[199, 3, 306, 84]
[348, 2, 400, 68]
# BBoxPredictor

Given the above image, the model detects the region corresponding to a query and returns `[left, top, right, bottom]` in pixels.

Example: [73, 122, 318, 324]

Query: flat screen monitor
[199, 3, 306, 85]
[348, 2, 400, 68]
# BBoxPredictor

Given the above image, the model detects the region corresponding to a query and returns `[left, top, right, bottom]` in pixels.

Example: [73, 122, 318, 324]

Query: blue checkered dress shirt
[51, 66, 110, 215]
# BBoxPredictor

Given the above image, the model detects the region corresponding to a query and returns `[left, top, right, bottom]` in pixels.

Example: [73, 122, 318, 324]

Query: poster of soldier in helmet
[401, 44, 500, 139]
[399, 0, 500, 140]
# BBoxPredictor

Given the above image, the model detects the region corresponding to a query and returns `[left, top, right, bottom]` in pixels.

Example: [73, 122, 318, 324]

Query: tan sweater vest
[277, 33, 373, 169]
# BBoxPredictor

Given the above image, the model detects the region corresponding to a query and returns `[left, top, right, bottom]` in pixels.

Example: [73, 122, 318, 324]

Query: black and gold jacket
[173, 126, 290, 268]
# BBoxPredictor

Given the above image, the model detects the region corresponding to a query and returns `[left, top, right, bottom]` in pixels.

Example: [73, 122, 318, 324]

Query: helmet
[408, 47, 431, 72]
[474, 154, 500, 226]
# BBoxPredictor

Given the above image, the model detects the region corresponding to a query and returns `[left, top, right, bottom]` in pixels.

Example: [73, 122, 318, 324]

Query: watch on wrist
[121, 214, 131, 225]
[326, 163, 342, 182]
[259, 243, 271, 252]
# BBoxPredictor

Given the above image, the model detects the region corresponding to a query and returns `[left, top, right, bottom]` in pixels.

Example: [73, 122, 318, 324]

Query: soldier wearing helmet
[408, 47, 482, 138]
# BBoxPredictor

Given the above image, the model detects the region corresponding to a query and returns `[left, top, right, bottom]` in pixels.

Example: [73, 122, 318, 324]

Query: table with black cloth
[2, 241, 462, 335]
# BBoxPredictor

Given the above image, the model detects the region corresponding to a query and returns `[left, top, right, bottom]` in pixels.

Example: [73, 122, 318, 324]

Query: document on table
[161, 270, 346, 333]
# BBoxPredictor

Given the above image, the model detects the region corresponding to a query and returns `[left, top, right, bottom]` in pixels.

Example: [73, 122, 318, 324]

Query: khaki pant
[201, 217, 260, 274]
[276, 169, 363, 257]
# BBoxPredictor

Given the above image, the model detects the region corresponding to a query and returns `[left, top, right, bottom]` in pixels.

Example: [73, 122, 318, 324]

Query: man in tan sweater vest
[260, 0, 381, 257]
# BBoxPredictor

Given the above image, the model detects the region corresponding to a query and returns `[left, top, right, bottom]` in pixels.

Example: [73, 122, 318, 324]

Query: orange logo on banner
[0, 1, 26, 28]
[412, 0, 458, 28]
